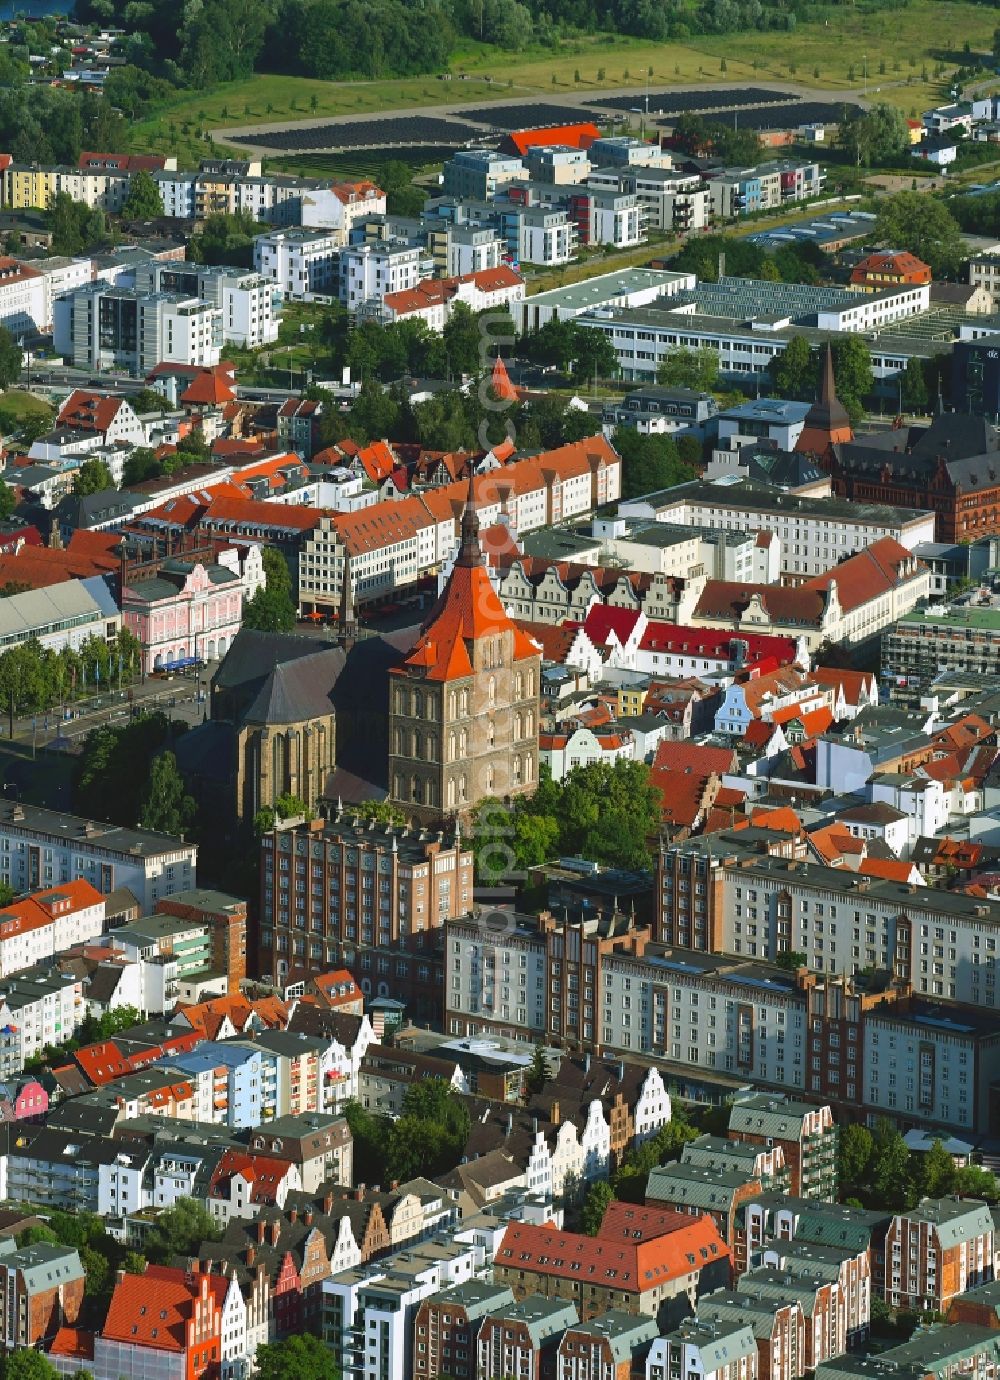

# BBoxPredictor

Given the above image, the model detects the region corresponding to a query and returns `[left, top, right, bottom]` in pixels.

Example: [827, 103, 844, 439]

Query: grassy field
[120, 0, 999, 165]
[0, 390, 54, 419]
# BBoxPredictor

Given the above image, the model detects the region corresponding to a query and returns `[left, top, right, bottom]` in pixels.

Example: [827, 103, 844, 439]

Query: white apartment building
[518, 207, 577, 266]
[29, 255, 92, 333]
[447, 226, 504, 277]
[647, 1319, 758, 1380]
[298, 438, 621, 612]
[301, 180, 387, 240]
[135, 261, 280, 349]
[0, 970, 85, 1075]
[0, 799, 197, 910]
[0, 879, 105, 978]
[54, 284, 223, 374]
[254, 228, 341, 300]
[590, 192, 645, 248]
[339, 240, 421, 310]
[620, 483, 937, 579]
[0, 257, 46, 336]
[969, 254, 1000, 311]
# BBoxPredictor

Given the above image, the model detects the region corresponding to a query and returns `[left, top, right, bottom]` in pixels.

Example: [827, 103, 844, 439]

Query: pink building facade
[122, 559, 243, 673]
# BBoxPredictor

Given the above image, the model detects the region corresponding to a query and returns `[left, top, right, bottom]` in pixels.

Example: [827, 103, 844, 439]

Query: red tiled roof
[771, 704, 834, 737]
[495, 1212, 728, 1291]
[581, 603, 642, 648]
[181, 372, 236, 407]
[859, 857, 922, 883]
[103, 1269, 216, 1352]
[639, 623, 799, 669]
[491, 356, 518, 403]
[208, 1148, 294, 1202]
[514, 619, 579, 666]
[802, 538, 923, 615]
[812, 666, 877, 706]
[57, 389, 128, 434]
[50, 1328, 95, 1361]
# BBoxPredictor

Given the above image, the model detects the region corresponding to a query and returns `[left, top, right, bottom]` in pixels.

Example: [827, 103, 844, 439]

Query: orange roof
[812, 666, 876, 706]
[771, 704, 834, 737]
[496, 1212, 728, 1291]
[749, 806, 802, 835]
[808, 823, 862, 864]
[0, 545, 116, 591]
[103, 1268, 218, 1352]
[208, 1148, 294, 1202]
[311, 968, 360, 1006]
[850, 250, 931, 285]
[859, 857, 922, 883]
[506, 122, 601, 155]
[180, 371, 236, 407]
[513, 619, 579, 665]
[397, 478, 540, 683]
[0, 896, 59, 942]
[491, 356, 518, 403]
[173, 994, 254, 1040]
[49, 1329, 94, 1361]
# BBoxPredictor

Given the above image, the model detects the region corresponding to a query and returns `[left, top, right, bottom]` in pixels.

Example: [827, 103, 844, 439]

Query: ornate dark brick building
[388, 477, 541, 822]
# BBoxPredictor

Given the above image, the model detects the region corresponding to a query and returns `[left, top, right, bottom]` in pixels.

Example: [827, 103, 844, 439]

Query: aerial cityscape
[0, 3, 999, 1380]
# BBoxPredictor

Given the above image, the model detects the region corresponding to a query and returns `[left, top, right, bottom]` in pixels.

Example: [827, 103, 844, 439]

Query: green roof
[739, 1267, 828, 1315]
[663, 1318, 757, 1369]
[489, 1295, 578, 1346]
[906, 1197, 994, 1249]
[896, 604, 1000, 631]
[567, 1311, 658, 1363]
[647, 1162, 755, 1211]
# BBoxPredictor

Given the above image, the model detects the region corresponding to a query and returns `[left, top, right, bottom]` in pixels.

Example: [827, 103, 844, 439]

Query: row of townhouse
[297, 435, 622, 613]
[445, 892, 1000, 1137]
[1, 1105, 353, 1215]
[1, 157, 385, 240]
[0, 878, 105, 979]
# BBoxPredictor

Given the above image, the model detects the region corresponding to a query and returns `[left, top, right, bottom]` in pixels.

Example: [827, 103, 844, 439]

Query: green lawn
[0, 390, 53, 419]
[121, 0, 998, 164]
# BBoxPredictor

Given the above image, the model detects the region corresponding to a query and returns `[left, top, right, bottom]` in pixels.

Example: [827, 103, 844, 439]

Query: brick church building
[388, 476, 542, 822]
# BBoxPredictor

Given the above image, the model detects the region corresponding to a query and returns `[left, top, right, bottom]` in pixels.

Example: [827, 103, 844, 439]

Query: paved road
[3, 672, 214, 754]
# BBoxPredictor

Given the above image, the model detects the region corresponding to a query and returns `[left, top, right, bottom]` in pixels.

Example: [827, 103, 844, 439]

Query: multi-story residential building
[0, 1239, 84, 1351]
[411, 1280, 514, 1380]
[882, 603, 1000, 683]
[339, 240, 421, 310]
[557, 1311, 658, 1380]
[886, 1198, 994, 1313]
[54, 284, 223, 375]
[737, 1267, 845, 1370]
[603, 384, 718, 436]
[0, 968, 85, 1075]
[755, 1237, 871, 1350]
[156, 889, 248, 995]
[0, 799, 196, 909]
[254, 228, 341, 299]
[388, 480, 541, 821]
[647, 1316, 758, 1380]
[493, 1214, 730, 1326]
[301, 179, 387, 239]
[49, 1264, 228, 1380]
[698, 1290, 806, 1380]
[133, 261, 280, 349]
[728, 1095, 837, 1200]
[645, 1163, 761, 1267]
[0, 256, 46, 336]
[0, 879, 105, 978]
[518, 207, 578, 265]
[441, 149, 527, 201]
[969, 253, 1000, 311]
[258, 815, 472, 1016]
[478, 1297, 580, 1380]
[297, 437, 622, 616]
[621, 481, 936, 582]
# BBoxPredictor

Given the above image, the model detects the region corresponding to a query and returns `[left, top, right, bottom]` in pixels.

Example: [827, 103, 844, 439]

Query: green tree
[274, 792, 310, 821]
[656, 346, 719, 392]
[580, 1179, 614, 1235]
[869, 1118, 914, 1209]
[0, 483, 16, 521]
[122, 446, 163, 487]
[139, 751, 196, 837]
[525, 1043, 550, 1096]
[442, 302, 483, 377]
[81, 1243, 111, 1298]
[342, 1099, 390, 1185]
[769, 334, 815, 400]
[772, 950, 807, 971]
[144, 1198, 221, 1265]
[1, 1350, 60, 1380]
[569, 323, 617, 383]
[243, 546, 297, 632]
[839, 103, 909, 166]
[122, 168, 164, 218]
[347, 800, 406, 825]
[613, 429, 697, 500]
[0, 329, 23, 391]
[72, 458, 115, 496]
[918, 1139, 958, 1199]
[874, 191, 965, 278]
[385, 1078, 471, 1181]
[838, 1122, 874, 1192]
[255, 1333, 340, 1380]
[832, 336, 874, 416]
[901, 355, 928, 412]
[955, 1163, 1000, 1201]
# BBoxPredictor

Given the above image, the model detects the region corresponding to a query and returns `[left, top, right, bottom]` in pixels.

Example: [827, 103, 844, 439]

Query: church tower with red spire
[388, 475, 541, 822]
[795, 344, 854, 457]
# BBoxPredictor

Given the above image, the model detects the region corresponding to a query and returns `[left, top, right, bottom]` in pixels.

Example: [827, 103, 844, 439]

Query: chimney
[323, 1191, 333, 1215]
[304, 1209, 314, 1228]
[389, 1181, 398, 1192]
[354, 1184, 365, 1201]
[289, 1207, 298, 1224]
[246, 1245, 255, 1267]
[551, 1101, 560, 1126]
[269, 1219, 280, 1246]
[256, 1220, 266, 1244]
